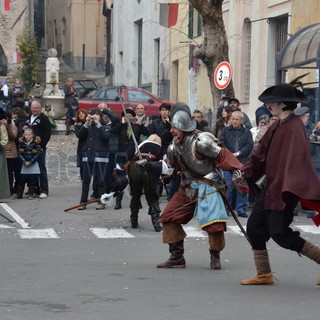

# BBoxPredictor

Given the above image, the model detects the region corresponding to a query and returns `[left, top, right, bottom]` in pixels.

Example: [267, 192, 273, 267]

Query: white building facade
[112, 0, 171, 100]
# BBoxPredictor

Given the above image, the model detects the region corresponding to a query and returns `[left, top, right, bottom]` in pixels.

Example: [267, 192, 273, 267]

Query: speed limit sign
[213, 61, 232, 90]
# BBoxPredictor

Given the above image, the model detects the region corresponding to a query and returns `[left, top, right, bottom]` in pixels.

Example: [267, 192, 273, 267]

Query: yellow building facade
[45, 0, 106, 71]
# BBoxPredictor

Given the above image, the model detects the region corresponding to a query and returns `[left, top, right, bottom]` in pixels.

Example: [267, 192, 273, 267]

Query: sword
[118, 95, 144, 164]
[199, 177, 251, 244]
[64, 192, 115, 212]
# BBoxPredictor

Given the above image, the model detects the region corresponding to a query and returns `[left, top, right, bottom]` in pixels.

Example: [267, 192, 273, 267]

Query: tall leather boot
[300, 240, 320, 285]
[149, 206, 162, 232]
[208, 231, 225, 270]
[240, 250, 274, 285]
[130, 207, 139, 229]
[114, 192, 123, 210]
[157, 240, 186, 268]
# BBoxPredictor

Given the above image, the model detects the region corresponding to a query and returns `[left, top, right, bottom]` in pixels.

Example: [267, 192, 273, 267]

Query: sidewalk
[46, 132, 80, 185]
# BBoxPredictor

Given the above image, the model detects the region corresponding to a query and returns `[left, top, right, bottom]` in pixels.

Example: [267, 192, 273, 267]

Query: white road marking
[227, 225, 246, 236]
[90, 228, 135, 239]
[294, 225, 320, 234]
[0, 224, 14, 228]
[18, 228, 59, 239]
[183, 226, 206, 238]
[0, 203, 30, 228]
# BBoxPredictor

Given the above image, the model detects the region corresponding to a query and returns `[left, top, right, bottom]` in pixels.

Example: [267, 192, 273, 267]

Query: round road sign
[213, 61, 232, 90]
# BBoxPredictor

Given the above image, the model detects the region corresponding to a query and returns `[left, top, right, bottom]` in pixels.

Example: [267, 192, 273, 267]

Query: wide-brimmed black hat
[258, 83, 308, 104]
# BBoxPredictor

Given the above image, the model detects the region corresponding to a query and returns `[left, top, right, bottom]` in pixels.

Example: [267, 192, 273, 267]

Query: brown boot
[240, 249, 274, 285]
[157, 240, 186, 268]
[209, 249, 221, 270]
[300, 240, 320, 285]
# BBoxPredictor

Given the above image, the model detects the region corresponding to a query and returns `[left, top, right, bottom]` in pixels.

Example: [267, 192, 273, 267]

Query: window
[243, 22, 252, 103]
[105, 88, 118, 101]
[188, 6, 202, 39]
[274, 16, 288, 59]
[127, 90, 151, 103]
[96, 90, 106, 99]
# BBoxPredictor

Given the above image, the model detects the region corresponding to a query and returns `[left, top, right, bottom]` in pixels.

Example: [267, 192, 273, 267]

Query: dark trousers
[7, 158, 20, 194]
[127, 161, 160, 209]
[247, 193, 305, 252]
[38, 149, 49, 194]
[80, 161, 107, 203]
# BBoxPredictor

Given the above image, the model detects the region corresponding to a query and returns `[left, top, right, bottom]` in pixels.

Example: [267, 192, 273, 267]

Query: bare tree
[189, 0, 234, 120]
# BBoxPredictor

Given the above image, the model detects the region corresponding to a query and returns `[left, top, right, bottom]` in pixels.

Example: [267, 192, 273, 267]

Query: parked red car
[78, 85, 173, 116]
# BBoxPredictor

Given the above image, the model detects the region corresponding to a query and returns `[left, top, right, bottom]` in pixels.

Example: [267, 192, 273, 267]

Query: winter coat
[4, 122, 18, 159]
[220, 125, 254, 164]
[17, 136, 42, 164]
[25, 113, 51, 149]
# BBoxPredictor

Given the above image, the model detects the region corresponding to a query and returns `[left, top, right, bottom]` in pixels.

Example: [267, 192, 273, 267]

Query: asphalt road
[0, 184, 319, 320]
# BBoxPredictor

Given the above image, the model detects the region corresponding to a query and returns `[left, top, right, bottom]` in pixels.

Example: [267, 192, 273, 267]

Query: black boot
[130, 207, 139, 228]
[149, 206, 162, 232]
[27, 184, 35, 200]
[14, 185, 24, 199]
[157, 240, 186, 268]
[209, 249, 221, 270]
[114, 193, 123, 210]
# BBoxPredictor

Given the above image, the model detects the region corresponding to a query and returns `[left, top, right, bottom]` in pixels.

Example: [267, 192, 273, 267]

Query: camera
[89, 115, 95, 120]
[128, 117, 136, 123]
[314, 129, 320, 136]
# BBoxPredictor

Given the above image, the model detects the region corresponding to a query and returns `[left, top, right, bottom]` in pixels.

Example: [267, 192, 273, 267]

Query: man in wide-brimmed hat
[233, 83, 320, 286]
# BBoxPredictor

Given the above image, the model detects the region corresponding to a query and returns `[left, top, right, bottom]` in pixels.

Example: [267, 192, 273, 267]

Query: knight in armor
[157, 102, 242, 270]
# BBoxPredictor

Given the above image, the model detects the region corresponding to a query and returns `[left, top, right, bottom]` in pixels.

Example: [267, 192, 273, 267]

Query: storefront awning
[278, 23, 320, 70]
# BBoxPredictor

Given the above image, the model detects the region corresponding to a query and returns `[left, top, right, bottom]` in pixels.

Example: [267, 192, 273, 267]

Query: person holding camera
[76, 111, 112, 210]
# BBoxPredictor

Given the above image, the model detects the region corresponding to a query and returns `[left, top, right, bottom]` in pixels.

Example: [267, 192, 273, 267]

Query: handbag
[21, 161, 40, 174]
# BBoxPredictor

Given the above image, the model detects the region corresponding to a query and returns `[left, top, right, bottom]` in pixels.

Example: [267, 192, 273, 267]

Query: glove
[232, 169, 245, 184]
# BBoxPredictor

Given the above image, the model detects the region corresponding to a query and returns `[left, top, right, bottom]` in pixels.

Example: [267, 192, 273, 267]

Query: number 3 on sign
[214, 61, 232, 90]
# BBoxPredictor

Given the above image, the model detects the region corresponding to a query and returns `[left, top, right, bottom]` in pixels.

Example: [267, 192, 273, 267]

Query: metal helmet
[170, 109, 197, 132]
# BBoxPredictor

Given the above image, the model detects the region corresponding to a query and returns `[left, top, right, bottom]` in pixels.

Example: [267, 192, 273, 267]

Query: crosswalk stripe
[18, 228, 59, 239]
[90, 228, 135, 239]
[0, 224, 14, 229]
[294, 225, 320, 234]
[227, 225, 246, 236]
[183, 226, 206, 238]
[0, 203, 30, 228]
[2, 224, 319, 239]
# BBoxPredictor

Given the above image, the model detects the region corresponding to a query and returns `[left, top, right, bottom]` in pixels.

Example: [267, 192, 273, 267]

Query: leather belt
[133, 153, 157, 160]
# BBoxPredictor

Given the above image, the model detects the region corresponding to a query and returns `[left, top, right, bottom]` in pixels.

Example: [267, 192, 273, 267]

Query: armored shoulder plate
[195, 132, 221, 158]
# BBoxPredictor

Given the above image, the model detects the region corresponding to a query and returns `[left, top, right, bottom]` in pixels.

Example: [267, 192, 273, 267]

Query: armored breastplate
[174, 133, 216, 179]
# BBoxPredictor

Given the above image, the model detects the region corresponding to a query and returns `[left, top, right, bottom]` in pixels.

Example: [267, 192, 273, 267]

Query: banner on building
[0, 0, 10, 11]
[159, 3, 179, 28]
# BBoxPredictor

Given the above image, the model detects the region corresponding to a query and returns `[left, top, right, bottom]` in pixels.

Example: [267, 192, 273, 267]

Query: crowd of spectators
[1, 78, 319, 225]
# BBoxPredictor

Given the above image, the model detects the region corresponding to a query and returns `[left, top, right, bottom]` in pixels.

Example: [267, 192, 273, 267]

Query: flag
[0, 0, 10, 11]
[159, 3, 179, 28]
